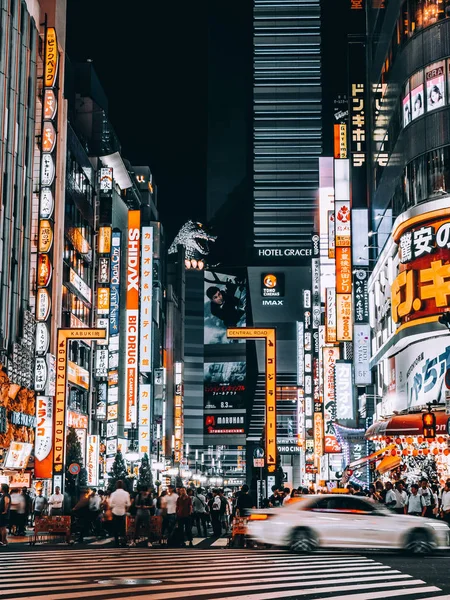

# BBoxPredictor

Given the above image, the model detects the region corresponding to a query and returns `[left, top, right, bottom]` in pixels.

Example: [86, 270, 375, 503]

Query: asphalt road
[2, 545, 450, 600]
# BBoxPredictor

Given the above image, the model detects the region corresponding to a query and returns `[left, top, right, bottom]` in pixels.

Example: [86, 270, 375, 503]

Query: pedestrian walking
[72, 489, 91, 543]
[176, 486, 193, 547]
[236, 484, 254, 517]
[192, 487, 208, 537]
[405, 484, 425, 516]
[132, 485, 153, 546]
[384, 482, 397, 510]
[161, 485, 178, 539]
[441, 482, 450, 524]
[419, 479, 436, 518]
[393, 482, 407, 515]
[89, 488, 102, 536]
[109, 480, 131, 546]
[9, 489, 24, 535]
[32, 489, 47, 522]
[209, 488, 222, 537]
[0, 483, 11, 546]
[48, 486, 64, 516]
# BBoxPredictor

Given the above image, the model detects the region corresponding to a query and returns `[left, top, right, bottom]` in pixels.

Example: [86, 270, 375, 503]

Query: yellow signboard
[44, 27, 59, 88]
[227, 327, 277, 469]
[53, 329, 106, 478]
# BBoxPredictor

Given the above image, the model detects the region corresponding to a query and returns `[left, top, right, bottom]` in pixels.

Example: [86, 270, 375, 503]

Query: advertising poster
[204, 271, 246, 344]
[403, 93, 411, 126]
[204, 361, 246, 410]
[390, 336, 450, 412]
[411, 84, 424, 120]
[426, 61, 445, 112]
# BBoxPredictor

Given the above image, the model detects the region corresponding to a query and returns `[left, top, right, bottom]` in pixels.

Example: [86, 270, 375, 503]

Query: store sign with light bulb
[392, 211, 450, 327]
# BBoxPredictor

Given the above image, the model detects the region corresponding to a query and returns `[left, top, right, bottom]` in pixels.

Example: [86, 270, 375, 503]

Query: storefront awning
[348, 444, 396, 469]
[365, 412, 449, 439]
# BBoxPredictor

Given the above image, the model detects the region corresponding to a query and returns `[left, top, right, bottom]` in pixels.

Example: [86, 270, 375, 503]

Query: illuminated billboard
[204, 362, 246, 410]
[125, 210, 140, 426]
[205, 272, 246, 344]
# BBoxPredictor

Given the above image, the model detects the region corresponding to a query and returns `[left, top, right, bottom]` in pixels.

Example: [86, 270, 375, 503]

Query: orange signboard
[127, 211, 140, 310]
[336, 294, 353, 341]
[44, 27, 58, 88]
[336, 247, 352, 294]
[98, 226, 112, 255]
[39, 220, 53, 253]
[392, 213, 450, 326]
[42, 121, 56, 153]
[43, 89, 57, 120]
[227, 328, 277, 469]
[53, 329, 106, 478]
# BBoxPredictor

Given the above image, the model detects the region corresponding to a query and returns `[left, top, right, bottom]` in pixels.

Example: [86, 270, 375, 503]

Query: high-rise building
[253, 0, 322, 259]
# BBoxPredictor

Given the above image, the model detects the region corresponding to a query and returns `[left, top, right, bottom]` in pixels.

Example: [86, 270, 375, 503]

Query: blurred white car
[247, 494, 450, 554]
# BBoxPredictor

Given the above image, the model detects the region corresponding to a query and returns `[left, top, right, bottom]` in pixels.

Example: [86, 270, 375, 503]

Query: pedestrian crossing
[0, 547, 449, 600]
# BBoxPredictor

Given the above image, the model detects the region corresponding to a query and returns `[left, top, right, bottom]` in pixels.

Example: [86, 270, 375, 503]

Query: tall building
[253, 0, 322, 259]
[364, 0, 450, 480]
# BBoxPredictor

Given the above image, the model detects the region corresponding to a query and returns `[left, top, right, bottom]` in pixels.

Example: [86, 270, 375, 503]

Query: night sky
[66, 0, 209, 240]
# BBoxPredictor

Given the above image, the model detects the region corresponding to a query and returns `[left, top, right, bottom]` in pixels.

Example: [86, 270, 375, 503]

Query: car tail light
[249, 513, 273, 521]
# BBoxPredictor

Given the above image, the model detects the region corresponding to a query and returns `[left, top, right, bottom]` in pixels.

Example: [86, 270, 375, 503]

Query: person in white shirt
[384, 481, 396, 509]
[441, 482, 450, 524]
[109, 480, 131, 546]
[161, 485, 178, 539]
[418, 479, 435, 518]
[48, 486, 64, 516]
[405, 484, 425, 516]
[393, 482, 408, 515]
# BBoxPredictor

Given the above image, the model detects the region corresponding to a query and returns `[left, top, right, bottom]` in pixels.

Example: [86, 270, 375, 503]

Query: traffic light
[423, 411, 436, 438]
[439, 312, 450, 329]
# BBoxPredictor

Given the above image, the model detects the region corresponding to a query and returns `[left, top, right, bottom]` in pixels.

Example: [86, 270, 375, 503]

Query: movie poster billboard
[204, 271, 246, 344]
[204, 361, 246, 410]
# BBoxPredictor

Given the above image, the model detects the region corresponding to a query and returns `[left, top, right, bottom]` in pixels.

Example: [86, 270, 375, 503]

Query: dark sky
[66, 0, 208, 240]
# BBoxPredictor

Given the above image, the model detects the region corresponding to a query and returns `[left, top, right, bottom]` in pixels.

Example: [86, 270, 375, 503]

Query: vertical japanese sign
[125, 211, 140, 427]
[325, 288, 337, 343]
[106, 230, 121, 472]
[335, 360, 354, 420]
[34, 27, 59, 480]
[140, 228, 153, 372]
[336, 294, 353, 341]
[138, 384, 151, 456]
[86, 435, 99, 486]
[323, 346, 341, 453]
[34, 396, 53, 478]
[312, 259, 321, 330]
[296, 321, 304, 387]
[174, 362, 183, 463]
[353, 269, 369, 323]
[227, 328, 277, 471]
[53, 329, 106, 489]
[354, 324, 371, 385]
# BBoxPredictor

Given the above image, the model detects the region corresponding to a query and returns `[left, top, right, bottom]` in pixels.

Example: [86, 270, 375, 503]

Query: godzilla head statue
[168, 220, 217, 261]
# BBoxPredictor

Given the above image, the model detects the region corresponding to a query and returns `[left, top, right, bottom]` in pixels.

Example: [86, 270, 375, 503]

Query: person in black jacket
[236, 485, 254, 517]
[206, 282, 245, 328]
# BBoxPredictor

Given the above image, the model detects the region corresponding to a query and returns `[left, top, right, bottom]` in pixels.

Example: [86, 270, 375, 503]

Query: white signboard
[34, 396, 53, 462]
[335, 361, 354, 420]
[34, 357, 48, 392]
[139, 227, 153, 372]
[354, 324, 371, 385]
[86, 435, 99, 486]
[138, 384, 151, 456]
[392, 335, 450, 412]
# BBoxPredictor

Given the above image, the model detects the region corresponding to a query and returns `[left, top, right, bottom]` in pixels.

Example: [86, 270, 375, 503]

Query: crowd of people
[0, 480, 256, 547]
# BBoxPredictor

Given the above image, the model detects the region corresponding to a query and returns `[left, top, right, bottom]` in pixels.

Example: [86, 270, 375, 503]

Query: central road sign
[227, 328, 277, 471]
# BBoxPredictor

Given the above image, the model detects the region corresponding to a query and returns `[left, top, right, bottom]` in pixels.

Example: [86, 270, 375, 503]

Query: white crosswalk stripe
[0, 548, 446, 600]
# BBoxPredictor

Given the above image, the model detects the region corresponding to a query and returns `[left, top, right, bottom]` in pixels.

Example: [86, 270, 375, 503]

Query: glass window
[409, 155, 427, 203]
[428, 147, 450, 194]
[426, 61, 446, 111]
[423, 0, 440, 26]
